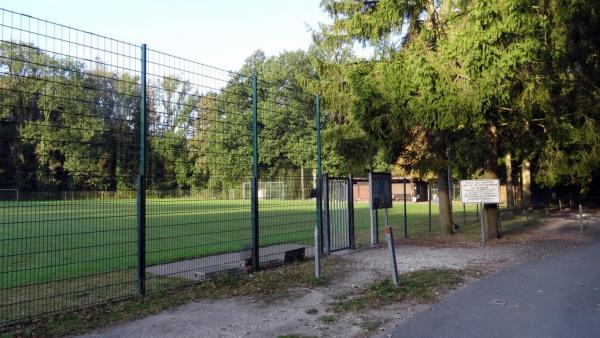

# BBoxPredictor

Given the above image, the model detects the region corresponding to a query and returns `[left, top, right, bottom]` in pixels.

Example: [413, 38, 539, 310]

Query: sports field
[1, 198, 306, 287]
[1, 197, 479, 287]
[0, 196, 480, 323]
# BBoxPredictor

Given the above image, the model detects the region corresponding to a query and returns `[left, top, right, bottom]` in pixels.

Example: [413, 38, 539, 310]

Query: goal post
[242, 181, 285, 200]
[0, 189, 20, 201]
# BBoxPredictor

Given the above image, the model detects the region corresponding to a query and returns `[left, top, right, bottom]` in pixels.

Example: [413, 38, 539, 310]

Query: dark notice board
[369, 172, 392, 209]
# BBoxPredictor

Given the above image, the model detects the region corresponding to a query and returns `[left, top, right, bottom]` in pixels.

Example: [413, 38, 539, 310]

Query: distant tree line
[0, 43, 369, 193]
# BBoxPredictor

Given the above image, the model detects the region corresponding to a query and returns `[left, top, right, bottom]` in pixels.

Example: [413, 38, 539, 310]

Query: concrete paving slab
[147, 243, 314, 281]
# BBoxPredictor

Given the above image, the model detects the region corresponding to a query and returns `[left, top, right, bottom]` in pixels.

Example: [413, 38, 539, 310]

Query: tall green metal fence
[0, 8, 322, 325]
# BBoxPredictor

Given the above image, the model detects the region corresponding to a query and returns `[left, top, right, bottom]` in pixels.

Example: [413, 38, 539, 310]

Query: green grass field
[0, 197, 480, 323]
[1, 198, 479, 287]
[1, 198, 316, 287]
[353, 201, 480, 245]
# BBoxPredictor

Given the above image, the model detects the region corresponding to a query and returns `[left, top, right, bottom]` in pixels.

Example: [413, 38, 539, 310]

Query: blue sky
[0, 0, 333, 71]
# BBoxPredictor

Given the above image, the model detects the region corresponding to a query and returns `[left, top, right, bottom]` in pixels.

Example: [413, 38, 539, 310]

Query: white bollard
[579, 204, 584, 232]
[314, 226, 321, 278]
[559, 199, 563, 213]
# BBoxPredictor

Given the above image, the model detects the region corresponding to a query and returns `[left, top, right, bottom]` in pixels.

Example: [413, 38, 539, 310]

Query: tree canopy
[312, 0, 600, 235]
[2, 0, 598, 202]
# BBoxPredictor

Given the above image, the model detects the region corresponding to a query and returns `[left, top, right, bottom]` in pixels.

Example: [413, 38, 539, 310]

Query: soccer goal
[0, 189, 20, 201]
[241, 181, 286, 200]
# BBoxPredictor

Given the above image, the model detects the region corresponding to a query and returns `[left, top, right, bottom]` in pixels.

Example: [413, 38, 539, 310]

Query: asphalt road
[392, 244, 600, 338]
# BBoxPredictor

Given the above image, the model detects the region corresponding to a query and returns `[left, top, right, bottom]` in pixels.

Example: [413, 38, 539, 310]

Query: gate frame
[323, 174, 355, 252]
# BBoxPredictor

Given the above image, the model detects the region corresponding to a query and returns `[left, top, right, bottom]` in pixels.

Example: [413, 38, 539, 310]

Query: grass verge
[330, 269, 465, 314]
[358, 319, 383, 332]
[1, 259, 338, 338]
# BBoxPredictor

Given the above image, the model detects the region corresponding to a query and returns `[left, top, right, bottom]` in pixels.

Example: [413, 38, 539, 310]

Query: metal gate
[323, 175, 355, 252]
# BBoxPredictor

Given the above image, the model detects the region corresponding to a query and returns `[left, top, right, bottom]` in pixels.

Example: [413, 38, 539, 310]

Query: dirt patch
[70, 211, 599, 337]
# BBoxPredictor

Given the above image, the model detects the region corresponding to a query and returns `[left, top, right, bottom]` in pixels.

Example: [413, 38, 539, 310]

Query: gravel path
[78, 211, 599, 338]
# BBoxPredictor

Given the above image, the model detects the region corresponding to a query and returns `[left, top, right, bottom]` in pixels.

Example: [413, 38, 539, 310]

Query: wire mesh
[350, 182, 481, 248]
[143, 48, 254, 286]
[255, 78, 318, 265]
[0, 8, 321, 325]
[0, 8, 141, 324]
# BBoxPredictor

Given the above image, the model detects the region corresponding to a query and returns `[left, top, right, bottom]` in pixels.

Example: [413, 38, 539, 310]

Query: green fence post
[347, 174, 356, 250]
[251, 74, 260, 271]
[315, 95, 324, 261]
[323, 174, 330, 254]
[136, 43, 147, 296]
[428, 182, 432, 232]
[403, 177, 408, 238]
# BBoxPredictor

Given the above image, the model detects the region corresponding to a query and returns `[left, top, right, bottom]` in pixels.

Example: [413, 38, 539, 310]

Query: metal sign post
[370, 208, 377, 245]
[374, 209, 379, 243]
[369, 172, 376, 245]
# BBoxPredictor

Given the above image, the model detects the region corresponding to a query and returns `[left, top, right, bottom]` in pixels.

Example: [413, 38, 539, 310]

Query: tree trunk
[483, 124, 499, 240]
[300, 165, 305, 199]
[438, 168, 454, 235]
[447, 154, 455, 228]
[522, 159, 532, 209]
[505, 152, 514, 210]
[424, 0, 439, 34]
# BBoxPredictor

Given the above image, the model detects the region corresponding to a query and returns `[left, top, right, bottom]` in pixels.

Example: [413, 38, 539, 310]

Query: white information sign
[460, 179, 500, 204]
